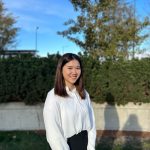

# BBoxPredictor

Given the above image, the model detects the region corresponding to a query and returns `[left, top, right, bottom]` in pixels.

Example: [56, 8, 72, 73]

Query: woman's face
[62, 59, 81, 89]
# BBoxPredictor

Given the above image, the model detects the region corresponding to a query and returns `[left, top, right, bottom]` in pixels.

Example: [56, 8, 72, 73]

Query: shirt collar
[65, 86, 76, 93]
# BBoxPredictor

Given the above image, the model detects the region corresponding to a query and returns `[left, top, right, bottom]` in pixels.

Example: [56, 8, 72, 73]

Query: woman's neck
[67, 84, 75, 91]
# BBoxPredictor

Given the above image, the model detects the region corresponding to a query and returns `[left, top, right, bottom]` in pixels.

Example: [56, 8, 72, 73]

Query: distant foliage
[0, 0, 19, 50]
[0, 54, 150, 105]
[58, 0, 150, 59]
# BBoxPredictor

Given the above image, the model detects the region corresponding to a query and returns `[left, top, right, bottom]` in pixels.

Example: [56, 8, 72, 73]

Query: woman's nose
[72, 68, 77, 74]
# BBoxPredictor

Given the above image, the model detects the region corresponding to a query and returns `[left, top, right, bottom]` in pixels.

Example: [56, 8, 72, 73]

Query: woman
[43, 53, 96, 150]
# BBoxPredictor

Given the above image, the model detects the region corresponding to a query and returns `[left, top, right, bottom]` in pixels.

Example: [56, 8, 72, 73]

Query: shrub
[0, 54, 150, 105]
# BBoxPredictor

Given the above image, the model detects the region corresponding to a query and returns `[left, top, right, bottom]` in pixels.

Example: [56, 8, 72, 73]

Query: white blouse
[43, 87, 96, 150]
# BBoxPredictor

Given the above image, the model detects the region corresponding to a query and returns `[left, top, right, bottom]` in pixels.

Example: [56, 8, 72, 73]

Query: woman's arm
[43, 92, 70, 150]
[87, 93, 96, 150]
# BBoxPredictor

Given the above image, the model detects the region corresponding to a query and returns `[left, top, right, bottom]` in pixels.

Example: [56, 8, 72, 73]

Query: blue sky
[3, 0, 150, 57]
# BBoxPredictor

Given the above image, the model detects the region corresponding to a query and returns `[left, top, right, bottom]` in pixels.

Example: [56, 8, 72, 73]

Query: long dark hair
[54, 53, 85, 99]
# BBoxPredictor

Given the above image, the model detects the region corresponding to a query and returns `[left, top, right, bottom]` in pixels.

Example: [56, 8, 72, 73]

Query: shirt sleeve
[87, 93, 96, 150]
[43, 92, 70, 150]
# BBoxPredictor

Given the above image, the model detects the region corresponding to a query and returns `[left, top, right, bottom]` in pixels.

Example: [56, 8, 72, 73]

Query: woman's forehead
[65, 59, 80, 66]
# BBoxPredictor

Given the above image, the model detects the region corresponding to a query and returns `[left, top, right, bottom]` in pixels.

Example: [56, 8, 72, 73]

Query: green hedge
[0, 54, 150, 105]
[82, 56, 150, 105]
[0, 54, 60, 104]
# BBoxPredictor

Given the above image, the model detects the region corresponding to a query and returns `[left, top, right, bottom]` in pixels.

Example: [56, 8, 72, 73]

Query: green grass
[0, 131, 50, 150]
[0, 131, 150, 150]
[96, 136, 150, 150]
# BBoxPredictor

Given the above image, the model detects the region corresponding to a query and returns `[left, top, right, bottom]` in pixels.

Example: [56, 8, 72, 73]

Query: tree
[0, 0, 19, 51]
[58, 0, 150, 59]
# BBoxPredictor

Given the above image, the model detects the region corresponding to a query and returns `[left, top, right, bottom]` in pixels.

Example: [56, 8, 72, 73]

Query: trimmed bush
[82, 57, 150, 105]
[0, 54, 60, 104]
[0, 54, 150, 105]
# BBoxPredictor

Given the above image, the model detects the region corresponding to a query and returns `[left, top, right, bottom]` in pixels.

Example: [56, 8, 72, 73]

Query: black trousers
[67, 130, 88, 150]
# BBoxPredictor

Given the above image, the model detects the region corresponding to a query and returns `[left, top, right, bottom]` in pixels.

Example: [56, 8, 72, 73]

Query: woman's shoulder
[45, 88, 57, 103]
[47, 88, 55, 97]
[44, 88, 61, 108]
[46, 88, 63, 103]
[84, 89, 90, 97]
[84, 89, 92, 103]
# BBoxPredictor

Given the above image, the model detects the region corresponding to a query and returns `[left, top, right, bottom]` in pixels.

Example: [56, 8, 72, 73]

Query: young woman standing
[43, 53, 96, 150]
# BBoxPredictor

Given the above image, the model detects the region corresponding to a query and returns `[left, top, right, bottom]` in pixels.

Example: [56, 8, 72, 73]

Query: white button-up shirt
[43, 87, 96, 150]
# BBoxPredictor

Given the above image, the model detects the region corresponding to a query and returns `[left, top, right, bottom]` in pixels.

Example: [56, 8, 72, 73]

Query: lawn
[0, 131, 150, 150]
[96, 136, 150, 150]
[0, 131, 50, 150]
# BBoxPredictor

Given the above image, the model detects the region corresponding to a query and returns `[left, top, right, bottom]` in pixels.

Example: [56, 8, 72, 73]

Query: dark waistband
[67, 130, 87, 139]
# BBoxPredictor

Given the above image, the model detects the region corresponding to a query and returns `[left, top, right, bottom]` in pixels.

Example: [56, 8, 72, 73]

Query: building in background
[0, 50, 38, 58]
